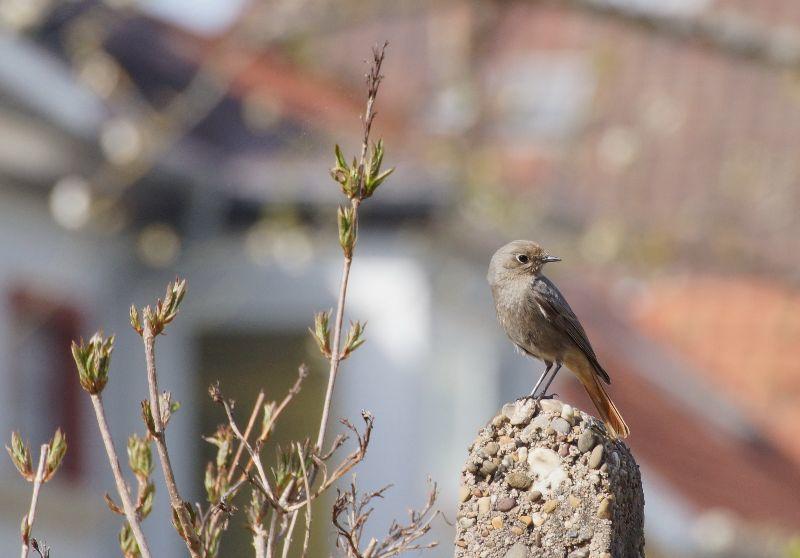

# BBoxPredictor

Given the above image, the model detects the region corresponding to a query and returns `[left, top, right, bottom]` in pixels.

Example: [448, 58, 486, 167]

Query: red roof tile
[631, 276, 800, 465]
[553, 279, 800, 529]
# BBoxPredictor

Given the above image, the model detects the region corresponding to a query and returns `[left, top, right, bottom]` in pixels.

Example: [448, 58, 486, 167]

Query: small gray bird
[487, 240, 629, 439]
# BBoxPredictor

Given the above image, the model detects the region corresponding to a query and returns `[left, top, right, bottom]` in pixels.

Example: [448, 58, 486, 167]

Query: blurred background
[1, 0, 799, 556]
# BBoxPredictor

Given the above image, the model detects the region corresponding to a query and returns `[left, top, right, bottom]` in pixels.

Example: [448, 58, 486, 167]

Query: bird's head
[487, 240, 561, 284]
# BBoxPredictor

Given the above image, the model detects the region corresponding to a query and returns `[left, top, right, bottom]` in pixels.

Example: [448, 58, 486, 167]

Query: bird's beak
[543, 255, 561, 263]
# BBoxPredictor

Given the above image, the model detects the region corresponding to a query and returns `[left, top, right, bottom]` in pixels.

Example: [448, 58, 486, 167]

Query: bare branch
[280, 508, 300, 558]
[254, 524, 267, 558]
[266, 512, 279, 558]
[228, 390, 265, 483]
[90, 395, 153, 558]
[210, 383, 282, 511]
[20, 445, 48, 558]
[332, 479, 440, 558]
[200, 366, 307, 551]
[286, 412, 374, 512]
[142, 321, 202, 556]
[30, 539, 49, 558]
[258, 365, 309, 449]
[296, 443, 313, 558]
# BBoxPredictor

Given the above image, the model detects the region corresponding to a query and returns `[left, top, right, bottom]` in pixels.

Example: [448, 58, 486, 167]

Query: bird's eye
[516, 254, 529, 264]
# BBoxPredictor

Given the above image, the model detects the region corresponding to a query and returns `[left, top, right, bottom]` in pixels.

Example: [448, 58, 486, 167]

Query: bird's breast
[492, 279, 566, 362]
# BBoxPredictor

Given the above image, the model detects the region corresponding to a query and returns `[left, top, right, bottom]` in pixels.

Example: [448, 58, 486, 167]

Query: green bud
[129, 305, 142, 336]
[71, 332, 115, 394]
[342, 321, 367, 359]
[44, 428, 67, 482]
[204, 462, 219, 503]
[363, 139, 394, 198]
[119, 523, 140, 558]
[203, 425, 233, 470]
[140, 400, 156, 436]
[137, 482, 155, 518]
[337, 205, 356, 258]
[140, 277, 188, 336]
[309, 310, 331, 358]
[330, 145, 364, 198]
[170, 502, 198, 542]
[159, 278, 187, 326]
[334, 144, 347, 169]
[6, 431, 33, 481]
[127, 433, 153, 479]
[368, 140, 384, 179]
[271, 442, 313, 491]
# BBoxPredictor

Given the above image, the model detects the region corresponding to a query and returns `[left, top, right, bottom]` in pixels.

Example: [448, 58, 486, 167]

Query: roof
[4, 8, 443, 229]
[484, 2, 800, 274]
[552, 277, 800, 529]
[630, 275, 800, 465]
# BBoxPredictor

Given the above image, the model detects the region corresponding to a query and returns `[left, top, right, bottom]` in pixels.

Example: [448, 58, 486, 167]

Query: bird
[487, 240, 629, 439]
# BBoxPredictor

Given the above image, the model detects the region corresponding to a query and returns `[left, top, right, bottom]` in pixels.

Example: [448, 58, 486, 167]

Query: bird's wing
[530, 276, 611, 384]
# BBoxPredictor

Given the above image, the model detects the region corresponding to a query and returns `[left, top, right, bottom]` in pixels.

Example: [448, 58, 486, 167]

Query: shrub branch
[142, 321, 202, 557]
[316, 42, 389, 451]
[19, 444, 48, 558]
[90, 394, 153, 558]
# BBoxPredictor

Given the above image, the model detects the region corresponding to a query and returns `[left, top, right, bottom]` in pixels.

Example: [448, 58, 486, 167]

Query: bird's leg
[528, 361, 554, 398]
[535, 362, 562, 401]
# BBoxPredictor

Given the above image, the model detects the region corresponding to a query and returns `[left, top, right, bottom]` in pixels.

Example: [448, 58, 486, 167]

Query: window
[8, 287, 83, 480]
[196, 329, 327, 557]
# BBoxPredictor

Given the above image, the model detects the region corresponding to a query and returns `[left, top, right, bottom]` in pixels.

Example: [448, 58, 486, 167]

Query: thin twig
[20, 445, 48, 558]
[200, 367, 306, 556]
[202, 365, 307, 538]
[258, 365, 308, 449]
[266, 512, 279, 558]
[254, 525, 267, 558]
[233, 365, 307, 485]
[316, 256, 355, 450]
[201, 384, 267, 544]
[280, 508, 300, 558]
[316, 42, 388, 451]
[212, 386, 281, 510]
[30, 539, 49, 558]
[286, 413, 373, 512]
[200, 474, 247, 534]
[296, 443, 313, 558]
[142, 323, 202, 557]
[228, 390, 265, 483]
[90, 395, 152, 558]
[332, 479, 439, 558]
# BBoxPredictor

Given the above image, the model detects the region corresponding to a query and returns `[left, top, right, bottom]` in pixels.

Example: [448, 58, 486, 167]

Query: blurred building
[0, 1, 799, 557]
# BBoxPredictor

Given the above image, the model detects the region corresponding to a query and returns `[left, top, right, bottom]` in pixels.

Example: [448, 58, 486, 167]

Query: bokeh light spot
[49, 175, 92, 230]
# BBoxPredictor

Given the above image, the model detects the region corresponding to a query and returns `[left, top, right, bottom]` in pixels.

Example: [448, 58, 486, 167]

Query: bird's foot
[516, 392, 559, 405]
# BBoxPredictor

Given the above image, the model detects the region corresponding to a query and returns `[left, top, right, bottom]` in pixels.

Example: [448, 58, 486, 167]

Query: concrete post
[455, 398, 644, 558]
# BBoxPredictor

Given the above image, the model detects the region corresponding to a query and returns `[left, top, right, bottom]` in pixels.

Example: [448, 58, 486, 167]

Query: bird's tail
[575, 362, 630, 439]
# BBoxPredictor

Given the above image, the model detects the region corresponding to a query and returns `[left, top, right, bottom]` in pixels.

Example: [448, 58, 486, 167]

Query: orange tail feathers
[578, 368, 630, 439]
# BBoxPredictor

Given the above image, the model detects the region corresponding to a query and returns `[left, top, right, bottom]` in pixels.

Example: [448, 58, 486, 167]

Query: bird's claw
[516, 392, 559, 404]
